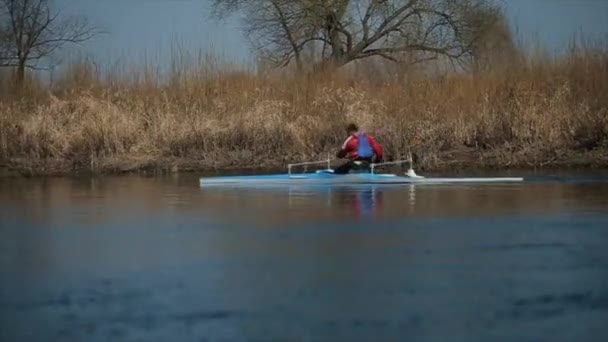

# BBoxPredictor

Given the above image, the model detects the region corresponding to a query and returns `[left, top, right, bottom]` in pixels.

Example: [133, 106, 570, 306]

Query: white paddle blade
[406, 168, 424, 178]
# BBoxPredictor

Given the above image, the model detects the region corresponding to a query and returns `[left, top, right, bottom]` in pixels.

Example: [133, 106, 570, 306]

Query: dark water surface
[1, 172, 608, 342]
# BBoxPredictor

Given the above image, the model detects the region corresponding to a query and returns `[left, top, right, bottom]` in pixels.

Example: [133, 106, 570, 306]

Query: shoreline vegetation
[1, 44, 608, 177]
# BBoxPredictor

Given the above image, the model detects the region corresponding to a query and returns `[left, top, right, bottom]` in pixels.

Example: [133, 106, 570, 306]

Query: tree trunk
[310, 54, 350, 75]
[295, 53, 303, 73]
[16, 58, 26, 86]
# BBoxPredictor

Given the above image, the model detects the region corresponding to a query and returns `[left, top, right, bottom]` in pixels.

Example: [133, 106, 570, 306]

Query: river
[1, 172, 608, 341]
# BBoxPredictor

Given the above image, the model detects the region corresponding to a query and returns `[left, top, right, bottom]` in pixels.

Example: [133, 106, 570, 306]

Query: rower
[335, 123, 384, 174]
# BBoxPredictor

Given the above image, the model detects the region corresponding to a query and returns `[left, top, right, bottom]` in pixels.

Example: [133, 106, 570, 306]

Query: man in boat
[334, 123, 384, 174]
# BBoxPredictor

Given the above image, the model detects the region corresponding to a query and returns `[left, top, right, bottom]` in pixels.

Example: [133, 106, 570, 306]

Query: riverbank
[1, 46, 607, 177]
[2, 147, 608, 177]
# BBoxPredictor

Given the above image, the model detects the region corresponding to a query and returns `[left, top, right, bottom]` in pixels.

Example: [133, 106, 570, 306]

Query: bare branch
[360, 0, 378, 41]
[210, 0, 509, 71]
[270, 0, 303, 70]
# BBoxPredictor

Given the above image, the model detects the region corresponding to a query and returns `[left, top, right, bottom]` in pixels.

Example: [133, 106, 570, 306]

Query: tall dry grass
[1, 44, 607, 175]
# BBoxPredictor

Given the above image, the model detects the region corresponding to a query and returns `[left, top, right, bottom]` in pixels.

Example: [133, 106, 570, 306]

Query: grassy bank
[1, 46, 607, 176]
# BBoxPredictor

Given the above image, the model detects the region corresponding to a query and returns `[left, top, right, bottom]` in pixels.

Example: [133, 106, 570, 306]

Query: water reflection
[199, 181, 608, 226]
[285, 185, 384, 221]
[351, 186, 383, 221]
[2, 176, 608, 228]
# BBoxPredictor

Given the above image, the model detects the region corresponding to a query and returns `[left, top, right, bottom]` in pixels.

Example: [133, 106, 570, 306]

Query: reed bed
[1, 45, 607, 175]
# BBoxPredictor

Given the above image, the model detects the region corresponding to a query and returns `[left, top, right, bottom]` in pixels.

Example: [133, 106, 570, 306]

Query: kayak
[200, 157, 524, 187]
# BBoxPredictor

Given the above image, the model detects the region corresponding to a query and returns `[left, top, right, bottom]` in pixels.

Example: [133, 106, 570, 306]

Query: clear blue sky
[57, 0, 608, 67]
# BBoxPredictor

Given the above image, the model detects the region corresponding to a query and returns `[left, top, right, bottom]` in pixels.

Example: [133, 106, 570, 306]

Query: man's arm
[368, 135, 384, 162]
[337, 136, 355, 158]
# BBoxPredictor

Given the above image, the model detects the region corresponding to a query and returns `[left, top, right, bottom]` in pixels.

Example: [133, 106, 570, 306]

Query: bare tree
[212, 0, 319, 72]
[0, 0, 98, 84]
[457, 1, 518, 73]
[212, 0, 498, 72]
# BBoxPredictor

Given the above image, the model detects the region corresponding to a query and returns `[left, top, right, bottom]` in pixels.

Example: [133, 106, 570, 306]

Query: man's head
[346, 123, 359, 136]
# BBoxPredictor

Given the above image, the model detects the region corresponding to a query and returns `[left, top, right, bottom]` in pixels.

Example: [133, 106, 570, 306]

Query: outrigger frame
[287, 156, 332, 175]
[287, 153, 415, 175]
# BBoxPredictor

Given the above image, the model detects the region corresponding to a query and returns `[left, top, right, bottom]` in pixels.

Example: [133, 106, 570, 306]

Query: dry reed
[1, 44, 607, 175]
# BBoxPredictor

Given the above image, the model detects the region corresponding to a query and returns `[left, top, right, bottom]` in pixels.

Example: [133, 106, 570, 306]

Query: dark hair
[346, 123, 359, 133]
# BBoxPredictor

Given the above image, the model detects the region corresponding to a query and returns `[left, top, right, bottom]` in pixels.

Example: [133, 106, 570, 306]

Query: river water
[1, 172, 608, 341]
